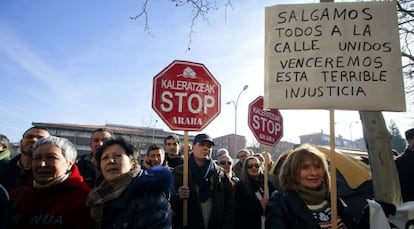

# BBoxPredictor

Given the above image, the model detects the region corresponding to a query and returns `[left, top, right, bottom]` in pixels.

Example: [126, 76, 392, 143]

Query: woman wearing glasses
[217, 154, 239, 189]
[234, 156, 276, 229]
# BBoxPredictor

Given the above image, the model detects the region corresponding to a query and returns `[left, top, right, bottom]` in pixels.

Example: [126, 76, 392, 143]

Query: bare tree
[398, 0, 414, 106]
[130, 0, 233, 50]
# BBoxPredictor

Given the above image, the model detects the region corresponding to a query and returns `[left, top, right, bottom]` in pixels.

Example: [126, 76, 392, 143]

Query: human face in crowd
[218, 157, 232, 174]
[238, 150, 250, 164]
[90, 131, 112, 157]
[32, 143, 74, 184]
[407, 137, 414, 149]
[298, 157, 324, 190]
[147, 148, 165, 166]
[20, 128, 50, 156]
[165, 138, 180, 156]
[246, 157, 262, 178]
[100, 144, 135, 183]
[193, 141, 213, 163]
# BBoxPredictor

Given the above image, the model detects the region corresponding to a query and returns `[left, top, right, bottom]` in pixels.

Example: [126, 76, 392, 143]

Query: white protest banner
[264, 2, 405, 111]
[368, 200, 414, 229]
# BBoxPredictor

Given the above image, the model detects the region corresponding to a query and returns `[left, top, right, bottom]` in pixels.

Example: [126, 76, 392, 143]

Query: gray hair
[33, 136, 77, 163]
[0, 134, 9, 145]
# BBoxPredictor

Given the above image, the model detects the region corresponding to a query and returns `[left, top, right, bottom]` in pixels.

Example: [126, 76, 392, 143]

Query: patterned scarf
[297, 182, 329, 205]
[86, 170, 140, 228]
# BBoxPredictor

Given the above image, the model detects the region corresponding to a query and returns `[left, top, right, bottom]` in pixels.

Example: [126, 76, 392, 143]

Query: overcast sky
[1, 0, 412, 144]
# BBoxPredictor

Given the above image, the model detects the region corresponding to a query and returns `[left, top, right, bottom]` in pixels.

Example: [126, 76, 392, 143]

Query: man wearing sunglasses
[172, 133, 235, 229]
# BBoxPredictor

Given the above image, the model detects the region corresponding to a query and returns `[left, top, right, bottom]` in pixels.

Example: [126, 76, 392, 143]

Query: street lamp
[226, 85, 248, 157]
[152, 120, 158, 143]
[335, 120, 359, 147]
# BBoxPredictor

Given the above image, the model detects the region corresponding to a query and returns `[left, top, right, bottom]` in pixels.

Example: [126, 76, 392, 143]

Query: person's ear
[131, 159, 138, 170]
[67, 161, 75, 172]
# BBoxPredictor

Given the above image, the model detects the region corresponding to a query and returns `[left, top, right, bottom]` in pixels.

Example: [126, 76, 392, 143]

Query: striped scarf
[86, 170, 140, 228]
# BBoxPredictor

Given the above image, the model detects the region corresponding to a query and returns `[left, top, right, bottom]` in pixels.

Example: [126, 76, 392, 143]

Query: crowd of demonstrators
[216, 153, 239, 189]
[235, 156, 276, 229]
[143, 143, 173, 171]
[0, 127, 50, 191]
[9, 136, 93, 228]
[395, 127, 414, 202]
[171, 133, 235, 229]
[164, 134, 184, 169]
[87, 137, 173, 229]
[77, 128, 113, 189]
[233, 148, 251, 178]
[4, 126, 411, 229]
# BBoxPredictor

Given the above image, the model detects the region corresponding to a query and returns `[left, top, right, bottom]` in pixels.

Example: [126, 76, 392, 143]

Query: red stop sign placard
[248, 96, 283, 146]
[152, 60, 221, 131]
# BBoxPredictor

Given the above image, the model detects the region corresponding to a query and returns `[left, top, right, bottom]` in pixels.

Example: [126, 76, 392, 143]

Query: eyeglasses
[247, 164, 261, 169]
[219, 161, 232, 166]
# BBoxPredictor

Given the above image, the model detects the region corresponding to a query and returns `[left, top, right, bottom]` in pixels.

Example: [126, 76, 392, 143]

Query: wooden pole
[329, 108, 338, 229]
[263, 146, 270, 199]
[183, 130, 189, 226]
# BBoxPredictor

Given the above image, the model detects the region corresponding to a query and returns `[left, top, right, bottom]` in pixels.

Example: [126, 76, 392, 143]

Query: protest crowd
[0, 126, 413, 229]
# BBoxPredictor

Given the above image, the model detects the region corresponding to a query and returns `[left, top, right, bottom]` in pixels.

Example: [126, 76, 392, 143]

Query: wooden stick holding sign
[248, 96, 283, 209]
[182, 131, 189, 226]
[151, 60, 221, 227]
[329, 109, 338, 229]
[262, 146, 270, 200]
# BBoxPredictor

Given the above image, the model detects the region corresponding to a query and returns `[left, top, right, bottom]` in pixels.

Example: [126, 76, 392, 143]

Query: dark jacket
[265, 190, 357, 229]
[234, 174, 276, 229]
[0, 154, 32, 191]
[395, 147, 414, 202]
[76, 153, 102, 188]
[0, 184, 9, 229]
[165, 155, 184, 169]
[100, 166, 174, 229]
[171, 162, 235, 229]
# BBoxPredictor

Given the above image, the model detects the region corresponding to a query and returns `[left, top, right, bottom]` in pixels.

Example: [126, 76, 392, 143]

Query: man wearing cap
[164, 134, 184, 168]
[395, 128, 414, 202]
[171, 133, 235, 229]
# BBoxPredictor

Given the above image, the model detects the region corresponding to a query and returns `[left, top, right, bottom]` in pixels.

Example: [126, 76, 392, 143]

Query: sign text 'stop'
[248, 96, 283, 146]
[152, 60, 221, 131]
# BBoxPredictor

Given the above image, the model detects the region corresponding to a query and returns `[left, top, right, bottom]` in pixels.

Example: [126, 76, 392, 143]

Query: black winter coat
[101, 167, 173, 229]
[265, 190, 356, 229]
[395, 148, 414, 202]
[171, 163, 235, 229]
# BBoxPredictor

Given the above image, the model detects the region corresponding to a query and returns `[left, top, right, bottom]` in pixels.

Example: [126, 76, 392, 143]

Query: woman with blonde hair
[265, 144, 357, 229]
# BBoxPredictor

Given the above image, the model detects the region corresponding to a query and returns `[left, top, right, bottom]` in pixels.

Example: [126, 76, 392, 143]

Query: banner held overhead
[264, 1, 405, 111]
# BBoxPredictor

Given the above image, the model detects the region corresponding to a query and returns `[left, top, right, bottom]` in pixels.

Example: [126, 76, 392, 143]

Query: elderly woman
[9, 136, 93, 228]
[217, 154, 239, 188]
[87, 137, 173, 229]
[265, 144, 357, 229]
[235, 156, 276, 229]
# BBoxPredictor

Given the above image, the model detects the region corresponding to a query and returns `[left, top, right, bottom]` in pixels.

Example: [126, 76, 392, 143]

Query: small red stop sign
[152, 60, 221, 131]
[248, 96, 283, 146]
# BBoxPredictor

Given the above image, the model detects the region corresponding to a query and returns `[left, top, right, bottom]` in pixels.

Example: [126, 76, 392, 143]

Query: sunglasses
[219, 161, 232, 166]
[247, 164, 261, 169]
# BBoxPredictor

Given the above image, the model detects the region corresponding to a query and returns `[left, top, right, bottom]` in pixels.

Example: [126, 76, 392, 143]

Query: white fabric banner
[368, 200, 414, 229]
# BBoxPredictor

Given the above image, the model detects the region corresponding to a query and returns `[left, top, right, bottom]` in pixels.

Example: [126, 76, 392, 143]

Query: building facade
[32, 122, 192, 158]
